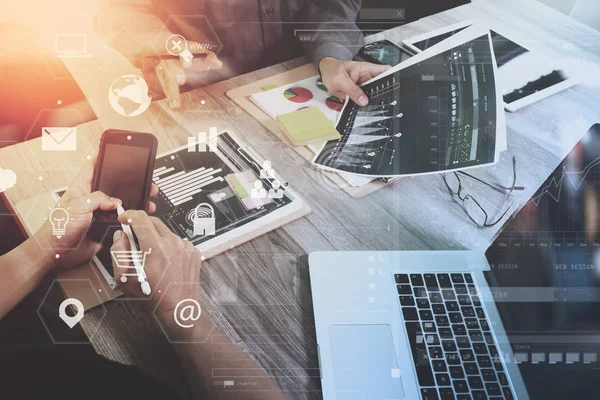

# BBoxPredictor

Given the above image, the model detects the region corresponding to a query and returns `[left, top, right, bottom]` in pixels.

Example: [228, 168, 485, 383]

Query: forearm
[0, 237, 54, 319]
[303, 0, 365, 70]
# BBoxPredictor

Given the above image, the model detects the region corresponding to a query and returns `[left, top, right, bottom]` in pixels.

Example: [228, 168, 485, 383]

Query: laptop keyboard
[395, 273, 515, 400]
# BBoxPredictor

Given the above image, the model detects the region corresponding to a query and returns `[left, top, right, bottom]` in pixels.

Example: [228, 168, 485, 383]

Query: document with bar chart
[313, 25, 506, 177]
[151, 131, 309, 250]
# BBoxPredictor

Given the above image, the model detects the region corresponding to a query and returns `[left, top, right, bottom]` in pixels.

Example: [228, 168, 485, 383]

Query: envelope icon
[42, 127, 77, 151]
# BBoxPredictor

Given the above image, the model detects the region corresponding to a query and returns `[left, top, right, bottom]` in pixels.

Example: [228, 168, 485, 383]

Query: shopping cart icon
[111, 248, 152, 290]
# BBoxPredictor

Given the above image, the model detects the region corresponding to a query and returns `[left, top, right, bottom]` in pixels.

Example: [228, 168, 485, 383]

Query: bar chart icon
[188, 127, 218, 152]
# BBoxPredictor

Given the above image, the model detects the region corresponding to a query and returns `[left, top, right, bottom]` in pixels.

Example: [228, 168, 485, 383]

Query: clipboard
[15, 130, 311, 310]
[226, 64, 399, 199]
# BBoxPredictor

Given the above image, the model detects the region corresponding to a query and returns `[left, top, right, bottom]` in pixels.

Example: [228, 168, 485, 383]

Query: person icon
[259, 160, 276, 179]
[268, 180, 284, 199]
[250, 180, 266, 199]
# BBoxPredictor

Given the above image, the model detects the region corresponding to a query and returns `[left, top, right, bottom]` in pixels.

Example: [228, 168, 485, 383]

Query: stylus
[117, 205, 152, 296]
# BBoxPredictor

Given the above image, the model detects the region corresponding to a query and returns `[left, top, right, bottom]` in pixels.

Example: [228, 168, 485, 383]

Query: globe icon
[108, 75, 152, 117]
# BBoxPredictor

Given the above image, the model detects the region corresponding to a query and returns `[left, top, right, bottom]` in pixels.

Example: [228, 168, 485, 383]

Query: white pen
[117, 204, 151, 295]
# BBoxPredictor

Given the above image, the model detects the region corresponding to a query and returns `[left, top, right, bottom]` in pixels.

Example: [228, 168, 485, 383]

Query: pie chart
[326, 96, 344, 112]
[284, 87, 313, 103]
[316, 79, 328, 92]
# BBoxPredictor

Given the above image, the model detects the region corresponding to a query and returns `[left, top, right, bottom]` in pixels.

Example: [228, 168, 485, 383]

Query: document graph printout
[152, 132, 293, 245]
[314, 25, 505, 177]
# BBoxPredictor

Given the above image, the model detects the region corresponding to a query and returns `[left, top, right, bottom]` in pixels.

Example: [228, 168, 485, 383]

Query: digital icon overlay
[166, 34, 195, 64]
[188, 127, 218, 152]
[0, 167, 16, 192]
[108, 75, 152, 117]
[48, 205, 70, 239]
[174, 298, 202, 328]
[58, 297, 84, 328]
[192, 203, 216, 236]
[42, 127, 77, 151]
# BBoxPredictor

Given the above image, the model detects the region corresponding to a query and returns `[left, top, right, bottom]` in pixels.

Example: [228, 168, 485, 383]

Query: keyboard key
[472, 295, 481, 306]
[436, 316, 450, 326]
[439, 328, 453, 338]
[455, 284, 468, 294]
[432, 360, 447, 372]
[477, 356, 492, 368]
[484, 333, 494, 344]
[442, 340, 457, 352]
[457, 336, 470, 349]
[451, 274, 465, 283]
[433, 304, 446, 314]
[469, 330, 483, 342]
[406, 322, 434, 386]
[422, 322, 436, 332]
[465, 318, 479, 329]
[457, 396, 471, 400]
[397, 285, 412, 295]
[452, 324, 466, 335]
[449, 312, 463, 324]
[446, 353, 461, 365]
[472, 390, 487, 400]
[468, 375, 484, 389]
[461, 306, 475, 317]
[430, 346, 443, 359]
[488, 345, 499, 358]
[439, 387, 455, 400]
[458, 295, 471, 305]
[420, 310, 434, 321]
[400, 296, 415, 306]
[429, 292, 443, 303]
[449, 366, 465, 379]
[453, 379, 469, 393]
[497, 373, 508, 386]
[410, 274, 424, 286]
[442, 290, 456, 300]
[414, 287, 428, 298]
[417, 298, 430, 309]
[395, 274, 409, 284]
[420, 388, 439, 400]
[480, 320, 490, 331]
[476, 307, 486, 319]
[426, 334, 440, 345]
[481, 368, 496, 382]
[436, 373, 451, 386]
[485, 383, 501, 396]
[465, 273, 473, 283]
[503, 387, 514, 400]
[468, 284, 477, 295]
[473, 343, 488, 355]
[493, 361, 504, 372]
[424, 274, 439, 290]
[460, 349, 475, 362]
[446, 301, 459, 312]
[402, 307, 418, 321]
[464, 362, 479, 375]
[437, 274, 452, 288]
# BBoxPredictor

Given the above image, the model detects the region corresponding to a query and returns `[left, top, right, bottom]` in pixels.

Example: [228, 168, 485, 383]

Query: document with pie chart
[313, 25, 506, 177]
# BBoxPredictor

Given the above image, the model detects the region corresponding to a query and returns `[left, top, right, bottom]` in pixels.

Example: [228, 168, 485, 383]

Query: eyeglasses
[443, 157, 524, 228]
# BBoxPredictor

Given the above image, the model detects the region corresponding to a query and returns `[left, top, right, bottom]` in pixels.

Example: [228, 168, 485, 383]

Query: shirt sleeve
[302, 0, 365, 71]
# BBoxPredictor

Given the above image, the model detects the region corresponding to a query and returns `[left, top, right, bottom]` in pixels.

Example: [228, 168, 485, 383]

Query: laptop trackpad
[329, 325, 404, 400]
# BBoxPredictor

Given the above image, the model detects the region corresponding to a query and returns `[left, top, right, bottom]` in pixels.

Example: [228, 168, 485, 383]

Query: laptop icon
[55, 34, 91, 58]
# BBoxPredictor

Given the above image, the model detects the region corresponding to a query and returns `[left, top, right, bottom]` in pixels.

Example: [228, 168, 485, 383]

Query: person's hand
[318, 57, 390, 107]
[111, 210, 202, 316]
[34, 158, 158, 269]
[155, 38, 223, 109]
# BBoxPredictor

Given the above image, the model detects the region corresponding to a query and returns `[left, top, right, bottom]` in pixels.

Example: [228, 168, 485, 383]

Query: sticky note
[261, 83, 279, 91]
[276, 107, 341, 146]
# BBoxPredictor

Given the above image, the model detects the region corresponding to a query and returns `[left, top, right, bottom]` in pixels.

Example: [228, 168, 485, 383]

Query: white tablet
[403, 21, 579, 112]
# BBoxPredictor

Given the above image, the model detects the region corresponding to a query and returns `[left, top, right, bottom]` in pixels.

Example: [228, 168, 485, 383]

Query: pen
[142, 53, 208, 62]
[117, 204, 152, 296]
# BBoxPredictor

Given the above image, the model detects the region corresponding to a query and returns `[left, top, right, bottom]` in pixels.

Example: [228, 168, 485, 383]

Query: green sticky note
[277, 107, 341, 146]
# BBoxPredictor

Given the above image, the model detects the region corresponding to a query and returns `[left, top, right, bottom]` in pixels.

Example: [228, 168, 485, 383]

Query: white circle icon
[174, 299, 202, 328]
[108, 75, 152, 117]
[166, 34, 188, 56]
[58, 298, 84, 329]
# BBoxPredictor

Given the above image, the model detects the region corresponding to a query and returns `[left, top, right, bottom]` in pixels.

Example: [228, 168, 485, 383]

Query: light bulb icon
[49, 207, 70, 239]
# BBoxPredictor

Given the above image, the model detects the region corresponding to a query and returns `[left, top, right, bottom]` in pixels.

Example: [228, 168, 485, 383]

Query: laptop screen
[484, 124, 600, 399]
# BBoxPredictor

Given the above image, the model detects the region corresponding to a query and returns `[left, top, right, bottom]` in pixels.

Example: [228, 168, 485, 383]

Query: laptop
[310, 123, 600, 400]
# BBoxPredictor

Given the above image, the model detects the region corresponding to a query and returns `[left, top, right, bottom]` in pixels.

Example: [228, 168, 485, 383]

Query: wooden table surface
[2, 0, 600, 398]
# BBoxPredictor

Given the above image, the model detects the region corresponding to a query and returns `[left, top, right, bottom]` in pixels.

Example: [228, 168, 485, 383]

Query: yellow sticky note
[261, 83, 279, 91]
[277, 107, 341, 146]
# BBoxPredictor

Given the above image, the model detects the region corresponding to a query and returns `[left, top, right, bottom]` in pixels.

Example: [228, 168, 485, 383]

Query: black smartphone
[358, 39, 414, 66]
[88, 130, 158, 238]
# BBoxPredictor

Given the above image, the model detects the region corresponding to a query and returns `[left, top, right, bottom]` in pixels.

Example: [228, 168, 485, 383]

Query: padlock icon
[192, 203, 216, 236]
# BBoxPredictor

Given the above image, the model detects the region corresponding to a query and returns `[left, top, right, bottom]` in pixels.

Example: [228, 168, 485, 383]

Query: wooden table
[2, 0, 600, 397]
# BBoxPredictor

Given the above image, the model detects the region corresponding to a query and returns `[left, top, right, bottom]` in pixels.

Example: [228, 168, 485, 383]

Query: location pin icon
[59, 298, 84, 328]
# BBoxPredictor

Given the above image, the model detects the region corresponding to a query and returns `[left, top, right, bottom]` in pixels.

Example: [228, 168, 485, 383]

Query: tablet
[403, 21, 579, 112]
[53, 130, 310, 290]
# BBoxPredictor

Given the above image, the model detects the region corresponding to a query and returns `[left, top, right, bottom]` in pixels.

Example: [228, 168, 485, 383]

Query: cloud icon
[0, 168, 17, 192]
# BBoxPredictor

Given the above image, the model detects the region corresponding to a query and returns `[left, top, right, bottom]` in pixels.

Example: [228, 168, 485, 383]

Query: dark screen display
[362, 42, 413, 66]
[485, 124, 600, 399]
[97, 144, 151, 210]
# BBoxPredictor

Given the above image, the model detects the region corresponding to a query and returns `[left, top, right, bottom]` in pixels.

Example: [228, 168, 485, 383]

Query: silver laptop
[310, 124, 600, 400]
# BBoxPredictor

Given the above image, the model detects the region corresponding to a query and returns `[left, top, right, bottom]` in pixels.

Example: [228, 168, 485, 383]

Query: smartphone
[358, 39, 414, 66]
